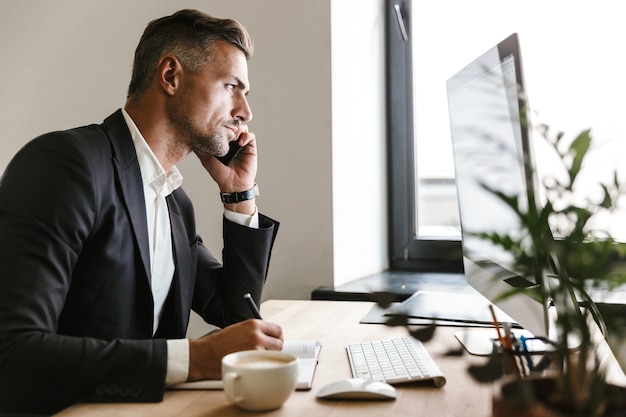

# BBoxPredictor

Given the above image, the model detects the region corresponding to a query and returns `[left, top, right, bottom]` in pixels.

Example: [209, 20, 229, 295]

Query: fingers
[236, 131, 256, 156]
[256, 319, 284, 350]
[234, 319, 283, 350]
[187, 319, 285, 381]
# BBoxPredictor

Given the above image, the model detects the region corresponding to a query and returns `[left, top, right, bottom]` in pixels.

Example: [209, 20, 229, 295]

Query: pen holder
[492, 337, 556, 378]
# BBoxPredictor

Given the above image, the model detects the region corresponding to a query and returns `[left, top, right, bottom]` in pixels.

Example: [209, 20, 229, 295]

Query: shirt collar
[121, 108, 183, 197]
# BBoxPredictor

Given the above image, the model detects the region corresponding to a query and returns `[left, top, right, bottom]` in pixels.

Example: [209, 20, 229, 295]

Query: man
[0, 9, 283, 415]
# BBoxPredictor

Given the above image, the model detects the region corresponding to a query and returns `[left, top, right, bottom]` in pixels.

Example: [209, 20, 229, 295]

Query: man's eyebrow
[233, 76, 250, 94]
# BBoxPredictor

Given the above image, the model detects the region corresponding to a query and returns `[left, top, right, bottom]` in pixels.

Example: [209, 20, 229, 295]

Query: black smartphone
[216, 137, 244, 166]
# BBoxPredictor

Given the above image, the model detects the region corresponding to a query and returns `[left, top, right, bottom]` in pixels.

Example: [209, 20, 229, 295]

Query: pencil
[488, 304, 510, 350]
[489, 305, 520, 376]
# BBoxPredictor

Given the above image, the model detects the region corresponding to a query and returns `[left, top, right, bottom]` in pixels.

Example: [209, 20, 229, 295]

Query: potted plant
[377, 121, 626, 416]
[478, 121, 626, 417]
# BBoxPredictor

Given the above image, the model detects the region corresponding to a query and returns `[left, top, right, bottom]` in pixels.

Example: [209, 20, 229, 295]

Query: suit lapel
[102, 110, 193, 335]
[102, 110, 152, 282]
[166, 195, 192, 334]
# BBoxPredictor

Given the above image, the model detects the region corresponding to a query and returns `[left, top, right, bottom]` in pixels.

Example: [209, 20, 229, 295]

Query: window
[387, 0, 626, 271]
[386, 0, 463, 272]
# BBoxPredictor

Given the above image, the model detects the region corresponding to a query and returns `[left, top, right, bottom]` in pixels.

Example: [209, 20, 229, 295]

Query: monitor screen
[447, 33, 549, 338]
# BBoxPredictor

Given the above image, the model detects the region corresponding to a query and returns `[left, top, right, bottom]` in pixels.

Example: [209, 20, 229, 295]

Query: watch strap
[220, 184, 259, 204]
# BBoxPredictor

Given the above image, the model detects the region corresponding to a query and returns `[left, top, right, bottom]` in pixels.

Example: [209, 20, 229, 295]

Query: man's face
[169, 40, 252, 156]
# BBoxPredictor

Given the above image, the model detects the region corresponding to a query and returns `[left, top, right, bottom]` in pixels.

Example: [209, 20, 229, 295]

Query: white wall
[331, 0, 388, 286]
[0, 0, 387, 304]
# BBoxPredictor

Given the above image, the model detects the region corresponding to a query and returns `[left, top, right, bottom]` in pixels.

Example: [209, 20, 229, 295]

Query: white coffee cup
[222, 350, 299, 411]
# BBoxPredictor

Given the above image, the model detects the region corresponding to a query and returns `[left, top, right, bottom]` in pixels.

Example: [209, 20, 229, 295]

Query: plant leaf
[568, 129, 592, 185]
[384, 314, 409, 327]
[407, 323, 436, 342]
[599, 184, 612, 209]
[368, 291, 397, 309]
[467, 351, 506, 383]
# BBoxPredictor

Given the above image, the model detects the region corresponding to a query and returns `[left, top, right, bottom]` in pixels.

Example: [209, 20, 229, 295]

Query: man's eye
[226, 84, 235, 91]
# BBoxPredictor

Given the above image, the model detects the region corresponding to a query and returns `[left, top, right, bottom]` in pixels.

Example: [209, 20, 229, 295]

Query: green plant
[476, 123, 626, 416]
[376, 123, 626, 416]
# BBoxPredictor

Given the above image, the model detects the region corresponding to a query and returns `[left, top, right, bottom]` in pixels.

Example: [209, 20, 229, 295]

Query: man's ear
[157, 55, 182, 96]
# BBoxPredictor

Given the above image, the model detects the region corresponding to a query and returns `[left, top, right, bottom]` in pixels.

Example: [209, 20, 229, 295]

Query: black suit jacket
[0, 110, 279, 415]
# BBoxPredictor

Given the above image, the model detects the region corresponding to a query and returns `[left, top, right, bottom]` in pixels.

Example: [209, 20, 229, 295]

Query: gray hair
[127, 9, 253, 98]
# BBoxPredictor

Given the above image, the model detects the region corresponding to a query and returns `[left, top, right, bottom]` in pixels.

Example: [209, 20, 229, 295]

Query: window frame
[385, 0, 463, 272]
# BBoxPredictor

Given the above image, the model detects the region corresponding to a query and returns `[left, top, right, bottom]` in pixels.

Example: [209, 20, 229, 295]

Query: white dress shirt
[121, 109, 258, 386]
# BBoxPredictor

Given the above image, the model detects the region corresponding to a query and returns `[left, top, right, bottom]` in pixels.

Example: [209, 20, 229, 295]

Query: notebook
[171, 340, 322, 391]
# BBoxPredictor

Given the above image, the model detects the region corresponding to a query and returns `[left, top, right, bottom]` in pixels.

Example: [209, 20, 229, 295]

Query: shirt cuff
[165, 339, 190, 386]
[224, 206, 259, 229]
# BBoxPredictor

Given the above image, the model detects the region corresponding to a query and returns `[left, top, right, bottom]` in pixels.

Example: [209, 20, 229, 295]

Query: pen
[243, 293, 263, 319]
[489, 305, 520, 376]
[519, 335, 535, 372]
[503, 322, 513, 348]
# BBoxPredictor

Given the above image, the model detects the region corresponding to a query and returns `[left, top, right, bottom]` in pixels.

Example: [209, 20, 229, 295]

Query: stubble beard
[169, 106, 228, 157]
[188, 128, 228, 156]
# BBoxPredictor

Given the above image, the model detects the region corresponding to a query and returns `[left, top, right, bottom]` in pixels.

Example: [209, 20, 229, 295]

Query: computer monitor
[446, 35, 626, 381]
[446, 33, 551, 340]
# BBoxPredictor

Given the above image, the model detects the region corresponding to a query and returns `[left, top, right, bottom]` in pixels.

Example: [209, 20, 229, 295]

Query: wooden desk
[55, 300, 492, 417]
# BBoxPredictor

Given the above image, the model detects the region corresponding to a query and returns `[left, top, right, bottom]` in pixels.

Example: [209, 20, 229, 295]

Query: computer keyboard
[347, 337, 446, 387]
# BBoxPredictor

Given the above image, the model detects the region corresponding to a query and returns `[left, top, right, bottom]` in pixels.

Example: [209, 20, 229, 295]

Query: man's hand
[187, 319, 284, 381]
[195, 128, 257, 192]
[195, 129, 258, 215]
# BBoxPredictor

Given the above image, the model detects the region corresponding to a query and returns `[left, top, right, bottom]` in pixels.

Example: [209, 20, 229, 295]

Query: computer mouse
[316, 378, 397, 400]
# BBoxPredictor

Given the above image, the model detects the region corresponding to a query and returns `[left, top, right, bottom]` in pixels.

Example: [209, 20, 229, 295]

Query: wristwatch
[220, 183, 259, 204]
